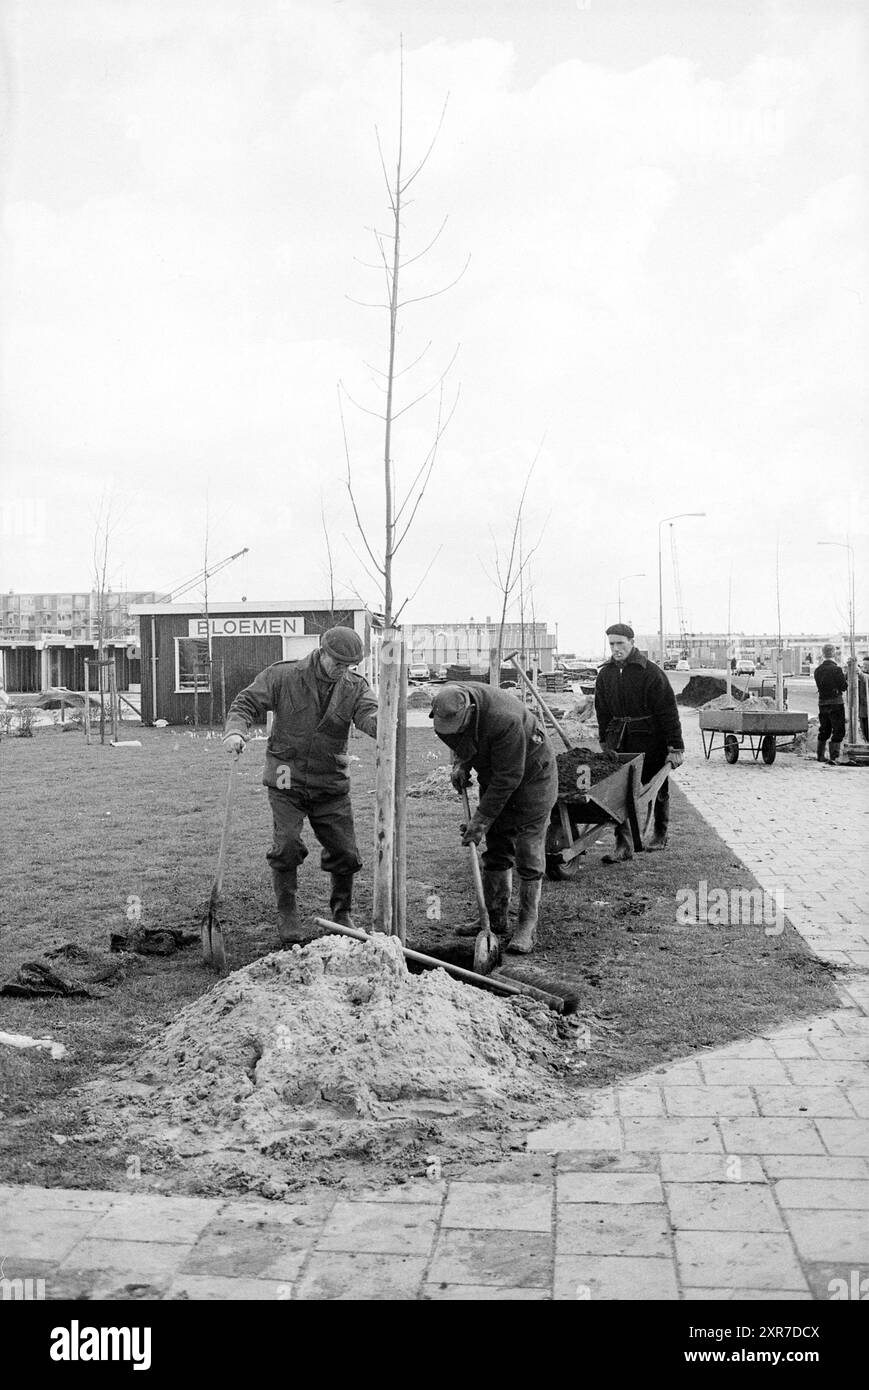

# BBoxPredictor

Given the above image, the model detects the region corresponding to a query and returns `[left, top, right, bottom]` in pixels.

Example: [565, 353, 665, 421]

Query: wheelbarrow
[699, 707, 808, 765]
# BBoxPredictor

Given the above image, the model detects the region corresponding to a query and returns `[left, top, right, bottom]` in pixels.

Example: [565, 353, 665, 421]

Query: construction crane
[158, 546, 249, 603]
[669, 524, 690, 659]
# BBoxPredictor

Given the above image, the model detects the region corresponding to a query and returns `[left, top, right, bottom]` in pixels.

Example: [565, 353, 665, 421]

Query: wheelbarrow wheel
[724, 734, 740, 764]
[761, 734, 777, 765]
[546, 854, 580, 881]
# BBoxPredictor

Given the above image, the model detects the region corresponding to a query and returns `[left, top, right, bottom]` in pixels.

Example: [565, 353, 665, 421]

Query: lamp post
[618, 573, 645, 625]
[817, 540, 857, 746]
[658, 513, 705, 666]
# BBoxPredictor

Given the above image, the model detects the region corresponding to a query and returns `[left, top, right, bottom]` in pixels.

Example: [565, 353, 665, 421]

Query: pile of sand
[556, 745, 621, 797]
[679, 676, 749, 707]
[701, 693, 779, 711]
[407, 765, 457, 799]
[91, 936, 575, 1194]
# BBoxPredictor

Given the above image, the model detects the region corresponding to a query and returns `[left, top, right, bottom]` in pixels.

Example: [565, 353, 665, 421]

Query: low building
[131, 599, 372, 725]
[0, 588, 158, 695]
[404, 620, 557, 673]
[635, 631, 869, 674]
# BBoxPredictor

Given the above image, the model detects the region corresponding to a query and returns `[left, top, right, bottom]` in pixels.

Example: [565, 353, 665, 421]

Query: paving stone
[815, 1118, 869, 1157]
[556, 1172, 663, 1205]
[812, 1037, 869, 1060]
[0, 1210, 106, 1261]
[526, 1117, 622, 1152]
[556, 1203, 670, 1257]
[57, 1238, 191, 1279]
[91, 1195, 221, 1244]
[754, 1086, 856, 1118]
[659, 1153, 765, 1183]
[700, 1059, 791, 1086]
[762, 1155, 869, 1180]
[422, 1283, 549, 1300]
[646, 1061, 704, 1086]
[579, 1090, 617, 1115]
[181, 1211, 323, 1277]
[770, 1038, 823, 1058]
[553, 1254, 678, 1301]
[720, 1118, 825, 1154]
[617, 1088, 664, 1116]
[317, 1200, 438, 1255]
[708, 1039, 777, 1060]
[440, 1181, 552, 1232]
[294, 1252, 428, 1300]
[663, 1086, 757, 1117]
[682, 1287, 812, 1300]
[674, 1231, 808, 1291]
[556, 1151, 658, 1173]
[345, 1180, 446, 1203]
[774, 1179, 869, 1210]
[0, 1186, 116, 1212]
[453, 1156, 553, 1183]
[786, 1062, 869, 1088]
[621, 1117, 722, 1153]
[846, 1089, 869, 1119]
[428, 1229, 552, 1287]
[802, 1261, 869, 1301]
[665, 1182, 784, 1231]
[166, 1275, 292, 1299]
[784, 1209, 869, 1263]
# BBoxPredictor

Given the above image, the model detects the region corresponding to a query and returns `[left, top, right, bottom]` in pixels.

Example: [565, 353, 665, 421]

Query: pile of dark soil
[678, 676, 749, 707]
[406, 688, 432, 709]
[556, 745, 621, 795]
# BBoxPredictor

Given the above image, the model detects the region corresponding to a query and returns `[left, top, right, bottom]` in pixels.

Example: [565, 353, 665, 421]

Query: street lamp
[658, 513, 705, 666]
[618, 573, 645, 625]
[817, 539, 857, 744]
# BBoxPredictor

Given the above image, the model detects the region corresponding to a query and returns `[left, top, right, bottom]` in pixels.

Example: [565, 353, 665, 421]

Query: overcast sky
[0, 0, 866, 655]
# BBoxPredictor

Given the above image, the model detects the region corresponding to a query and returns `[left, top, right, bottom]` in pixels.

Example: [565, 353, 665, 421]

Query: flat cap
[320, 626, 364, 663]
[428, 683, 471, 733]
[606, 623, 634, 640]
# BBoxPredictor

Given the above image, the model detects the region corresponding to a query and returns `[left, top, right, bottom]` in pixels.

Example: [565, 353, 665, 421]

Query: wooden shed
[130, 600, 372, 726]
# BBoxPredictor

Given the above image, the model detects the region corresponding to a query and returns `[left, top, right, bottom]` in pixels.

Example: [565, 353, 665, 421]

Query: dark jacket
[860, 669, 868, 717]
[437, 684, 556, 825]
[595, 647, 683, 752]
[814, 659, 847, 709]
[225, 652, 378, 797]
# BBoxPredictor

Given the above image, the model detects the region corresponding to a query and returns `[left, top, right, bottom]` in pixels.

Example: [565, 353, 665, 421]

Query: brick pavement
[1, 712, 866, 1300]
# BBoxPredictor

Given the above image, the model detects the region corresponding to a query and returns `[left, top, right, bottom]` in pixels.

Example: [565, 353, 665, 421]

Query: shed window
[175, 638, 212, 693]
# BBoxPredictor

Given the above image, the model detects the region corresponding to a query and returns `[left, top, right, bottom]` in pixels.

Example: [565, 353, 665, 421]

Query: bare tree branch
[391, 343, 460, 421]
[400, 94, 449, 192]
[399, 253, 471, 308]
[394, 382, 460, 526]
[342, 533, 386, 598]
[338, 385, 385, 578]
[399, 215, 449, 268]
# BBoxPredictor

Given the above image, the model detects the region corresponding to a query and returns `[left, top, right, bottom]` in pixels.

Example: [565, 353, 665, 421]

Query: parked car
[735, 658, 756, 676]
[663, 658, 677, 670]
[675, 659, 690, 672]
[408, 663, 431, 684]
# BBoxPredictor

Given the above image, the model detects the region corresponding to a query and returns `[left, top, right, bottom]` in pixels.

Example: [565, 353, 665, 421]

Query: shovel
[459, 786, 501, 975]
[202, 752, 239, 972]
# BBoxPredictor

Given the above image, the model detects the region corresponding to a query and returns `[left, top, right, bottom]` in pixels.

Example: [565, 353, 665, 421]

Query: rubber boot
[329, 872, 356, 929]
[602, 822, 634, 864]
[829, 741, 842, 765]
[482, 868, 512, 936]
[272, 868, 305, 946]
[507, 878, 542, 955]
[816, 740, 828, 763]
[645, 798, 669, 852]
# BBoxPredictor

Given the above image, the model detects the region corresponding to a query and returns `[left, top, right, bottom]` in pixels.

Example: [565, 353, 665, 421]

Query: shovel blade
[473, 928, 501, 976]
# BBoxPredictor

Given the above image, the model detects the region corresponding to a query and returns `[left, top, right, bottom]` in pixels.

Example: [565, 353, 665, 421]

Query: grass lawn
[0, 722, 838, 1191]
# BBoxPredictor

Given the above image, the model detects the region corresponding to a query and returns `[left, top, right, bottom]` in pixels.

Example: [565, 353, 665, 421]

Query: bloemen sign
[187, 616, 303, 638]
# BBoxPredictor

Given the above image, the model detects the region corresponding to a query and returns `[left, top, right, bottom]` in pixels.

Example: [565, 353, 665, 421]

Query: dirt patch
[407, 688, 432, 710]
[407, 765, 457, 800]
[556, 745, 621, 796]
[83, 935, 582, 1197]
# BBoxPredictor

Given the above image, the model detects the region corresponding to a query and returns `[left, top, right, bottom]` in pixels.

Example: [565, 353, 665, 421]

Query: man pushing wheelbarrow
[594, 623, 684, 863]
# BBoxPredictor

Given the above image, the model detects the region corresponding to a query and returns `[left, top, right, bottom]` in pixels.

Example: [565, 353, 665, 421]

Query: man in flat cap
[429, 682, 558, 954]
[594, 624, 684, 860]
[223, 625, 377, 943]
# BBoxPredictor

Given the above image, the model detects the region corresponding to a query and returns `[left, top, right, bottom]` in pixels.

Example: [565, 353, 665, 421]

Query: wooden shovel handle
[461, 786, 490, 930]
[213, 753, 239, 899]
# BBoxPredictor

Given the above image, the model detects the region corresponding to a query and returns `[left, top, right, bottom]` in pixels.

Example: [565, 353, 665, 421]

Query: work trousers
[818, 705, 846, 747]
[266, 787, 363, 878]
[480, 761, 558, 882]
